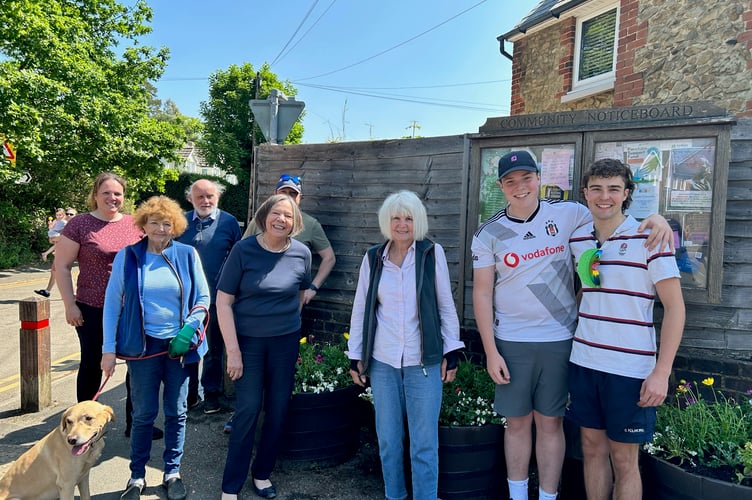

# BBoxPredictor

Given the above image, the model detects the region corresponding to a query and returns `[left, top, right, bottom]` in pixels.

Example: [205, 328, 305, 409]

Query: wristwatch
[309, 283, 319, 291]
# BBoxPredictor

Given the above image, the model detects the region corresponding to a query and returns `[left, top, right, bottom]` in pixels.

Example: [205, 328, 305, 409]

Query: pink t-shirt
[61, 213, 143, 308]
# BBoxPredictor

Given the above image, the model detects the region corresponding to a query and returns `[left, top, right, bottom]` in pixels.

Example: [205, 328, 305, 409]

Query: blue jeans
[126, 336, 190, 479]
[221, 331, 300, 494]
[370, 359, 443, 500]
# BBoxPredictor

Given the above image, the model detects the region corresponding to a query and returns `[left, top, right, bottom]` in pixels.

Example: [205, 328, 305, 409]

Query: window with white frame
[573, 6, 618, 90]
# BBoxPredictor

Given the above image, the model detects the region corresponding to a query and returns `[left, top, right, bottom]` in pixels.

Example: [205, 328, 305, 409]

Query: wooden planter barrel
[438, 423, 506, 499]
[641, 453, 752, 500]
[279, 384, 363, 467]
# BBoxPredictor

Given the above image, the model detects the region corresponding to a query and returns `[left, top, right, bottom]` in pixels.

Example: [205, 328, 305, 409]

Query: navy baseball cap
[498, 151, 539, 179]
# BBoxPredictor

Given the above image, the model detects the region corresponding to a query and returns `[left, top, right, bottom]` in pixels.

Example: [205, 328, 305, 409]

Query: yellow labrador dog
[0, 400, 114, 500]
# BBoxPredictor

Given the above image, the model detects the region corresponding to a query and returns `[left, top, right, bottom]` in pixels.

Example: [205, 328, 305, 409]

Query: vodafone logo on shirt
[503, 245, 566, 268]
[503, 253, 520, 267]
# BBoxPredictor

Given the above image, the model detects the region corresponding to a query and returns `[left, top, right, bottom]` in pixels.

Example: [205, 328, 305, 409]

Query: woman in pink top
[55, 172, 143, 402]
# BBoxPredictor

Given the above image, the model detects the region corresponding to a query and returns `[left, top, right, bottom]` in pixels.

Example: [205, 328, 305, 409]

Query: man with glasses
[177, 179, 242, 414]
[243, 173, 336, 305]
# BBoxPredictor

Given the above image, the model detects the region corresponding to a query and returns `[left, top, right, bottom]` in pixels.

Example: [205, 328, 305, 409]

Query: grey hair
[377, 190, 429, 241]
[185, 179, 226, 200]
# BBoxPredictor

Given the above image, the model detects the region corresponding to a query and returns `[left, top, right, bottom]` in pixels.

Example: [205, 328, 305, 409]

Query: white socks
[539, 487, 558, 500]
[508, 478, 528, 500]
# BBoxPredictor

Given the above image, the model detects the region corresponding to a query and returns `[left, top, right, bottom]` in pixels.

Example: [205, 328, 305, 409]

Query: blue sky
[142, 0, 539, 144]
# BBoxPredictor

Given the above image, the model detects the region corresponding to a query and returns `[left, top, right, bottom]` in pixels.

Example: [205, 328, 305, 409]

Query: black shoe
[253, 481, 277, 499]
[34, 289, 50, 297]
[187, 394, 201, 410]
[152, 426, 164, 440]
[203, 393, 222, 414]
[163, 477, 187, 500]
[120, 479, 145, 499]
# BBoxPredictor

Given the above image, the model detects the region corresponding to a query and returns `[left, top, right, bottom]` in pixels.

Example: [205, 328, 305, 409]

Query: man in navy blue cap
[471, 150, 672, 500]
[243, 174, 335, 305]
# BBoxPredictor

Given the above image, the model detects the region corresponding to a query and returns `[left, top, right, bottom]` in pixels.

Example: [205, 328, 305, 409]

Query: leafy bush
[645, 378, 752, 484]
[439, 359, 505, 427]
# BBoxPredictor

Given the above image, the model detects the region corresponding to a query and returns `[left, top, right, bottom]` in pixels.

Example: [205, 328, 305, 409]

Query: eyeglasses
[590, 249, 602, 286]
[65, 212, 75, 216]
[279, 174, 301, 185]
[577, 248, 602, 288]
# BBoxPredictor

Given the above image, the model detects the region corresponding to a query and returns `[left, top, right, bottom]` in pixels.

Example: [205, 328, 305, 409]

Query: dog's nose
[68, 437, 78, 445]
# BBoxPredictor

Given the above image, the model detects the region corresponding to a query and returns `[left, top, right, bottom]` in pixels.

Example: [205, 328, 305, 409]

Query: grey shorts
[493, 338, 572, 418]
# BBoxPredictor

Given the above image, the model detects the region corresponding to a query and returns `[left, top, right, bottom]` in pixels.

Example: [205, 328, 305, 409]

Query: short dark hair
[582, 158, 635, 211]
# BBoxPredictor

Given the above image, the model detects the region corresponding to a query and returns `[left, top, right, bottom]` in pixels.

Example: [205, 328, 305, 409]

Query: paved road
[0, 265, 384, 499]
[0, 265, 81, 410]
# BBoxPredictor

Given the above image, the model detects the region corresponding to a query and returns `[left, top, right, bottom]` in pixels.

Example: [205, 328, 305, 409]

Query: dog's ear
[102, 404, 115, 423]
[60, 407, 72, 432]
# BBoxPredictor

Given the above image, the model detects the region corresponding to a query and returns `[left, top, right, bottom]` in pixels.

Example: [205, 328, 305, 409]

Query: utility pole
[364, 122, 374, 139]
[247, 71, 262, 227]
[341, 99, 349, 142]
[406, 120, 421, 138]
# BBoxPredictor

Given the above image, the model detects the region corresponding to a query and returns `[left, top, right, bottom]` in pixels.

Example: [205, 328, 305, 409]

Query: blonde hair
[133, 196, 188, 237]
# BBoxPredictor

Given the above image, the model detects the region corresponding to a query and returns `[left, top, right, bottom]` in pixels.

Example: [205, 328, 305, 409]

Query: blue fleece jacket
[103, 238, 210, 363]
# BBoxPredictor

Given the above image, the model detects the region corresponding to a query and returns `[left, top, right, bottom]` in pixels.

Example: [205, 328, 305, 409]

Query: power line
[294, 81, 507, 112]
[159, 76, 509, 89]
[294, 0, 489, 81]
[296, 81, 506, 107]
[269, 0, 321, 68]
[273, 0, 338, 68]
[304, 79, 510, 91]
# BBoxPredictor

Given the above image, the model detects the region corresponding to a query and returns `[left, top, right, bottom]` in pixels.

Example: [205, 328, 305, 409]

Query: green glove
[168, 324, 194, 357]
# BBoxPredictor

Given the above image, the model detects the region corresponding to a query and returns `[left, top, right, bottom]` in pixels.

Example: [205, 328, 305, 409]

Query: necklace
[258, 234, 291, 253]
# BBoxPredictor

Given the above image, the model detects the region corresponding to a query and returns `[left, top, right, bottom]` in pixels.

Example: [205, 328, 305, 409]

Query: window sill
[560, 79, 614, 103]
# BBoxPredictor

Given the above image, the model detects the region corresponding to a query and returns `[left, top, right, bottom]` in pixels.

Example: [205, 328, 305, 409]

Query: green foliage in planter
[439, 359, 505, 427]
[645, 377, 752, 484]
[294, 334, 353, 394]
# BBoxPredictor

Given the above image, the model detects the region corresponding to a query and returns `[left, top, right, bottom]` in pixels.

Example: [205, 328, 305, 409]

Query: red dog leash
[91, 305, 209, 402]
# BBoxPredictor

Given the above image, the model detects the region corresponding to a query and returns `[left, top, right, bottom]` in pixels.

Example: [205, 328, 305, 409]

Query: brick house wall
[507, 0, 752, 116]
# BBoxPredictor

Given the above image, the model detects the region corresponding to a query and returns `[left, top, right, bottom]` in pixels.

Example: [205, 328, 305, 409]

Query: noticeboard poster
[594, 138, 716, 289]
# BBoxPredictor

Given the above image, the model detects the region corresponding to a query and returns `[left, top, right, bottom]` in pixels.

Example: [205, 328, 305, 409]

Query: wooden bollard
[19, 296, 52, 411]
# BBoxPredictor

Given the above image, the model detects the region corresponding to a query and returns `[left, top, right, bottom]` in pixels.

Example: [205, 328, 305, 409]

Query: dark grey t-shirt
[217, 237, 311, 337]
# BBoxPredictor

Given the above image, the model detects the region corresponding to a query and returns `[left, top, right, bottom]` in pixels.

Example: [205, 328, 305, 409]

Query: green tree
[150, 89, 204, 144]
[198, 62, 304, 190]
[0, 0, 185, 266]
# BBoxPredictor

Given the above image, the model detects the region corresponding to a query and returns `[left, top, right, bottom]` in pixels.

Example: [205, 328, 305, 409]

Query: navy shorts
[566, 363, 656, 443]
